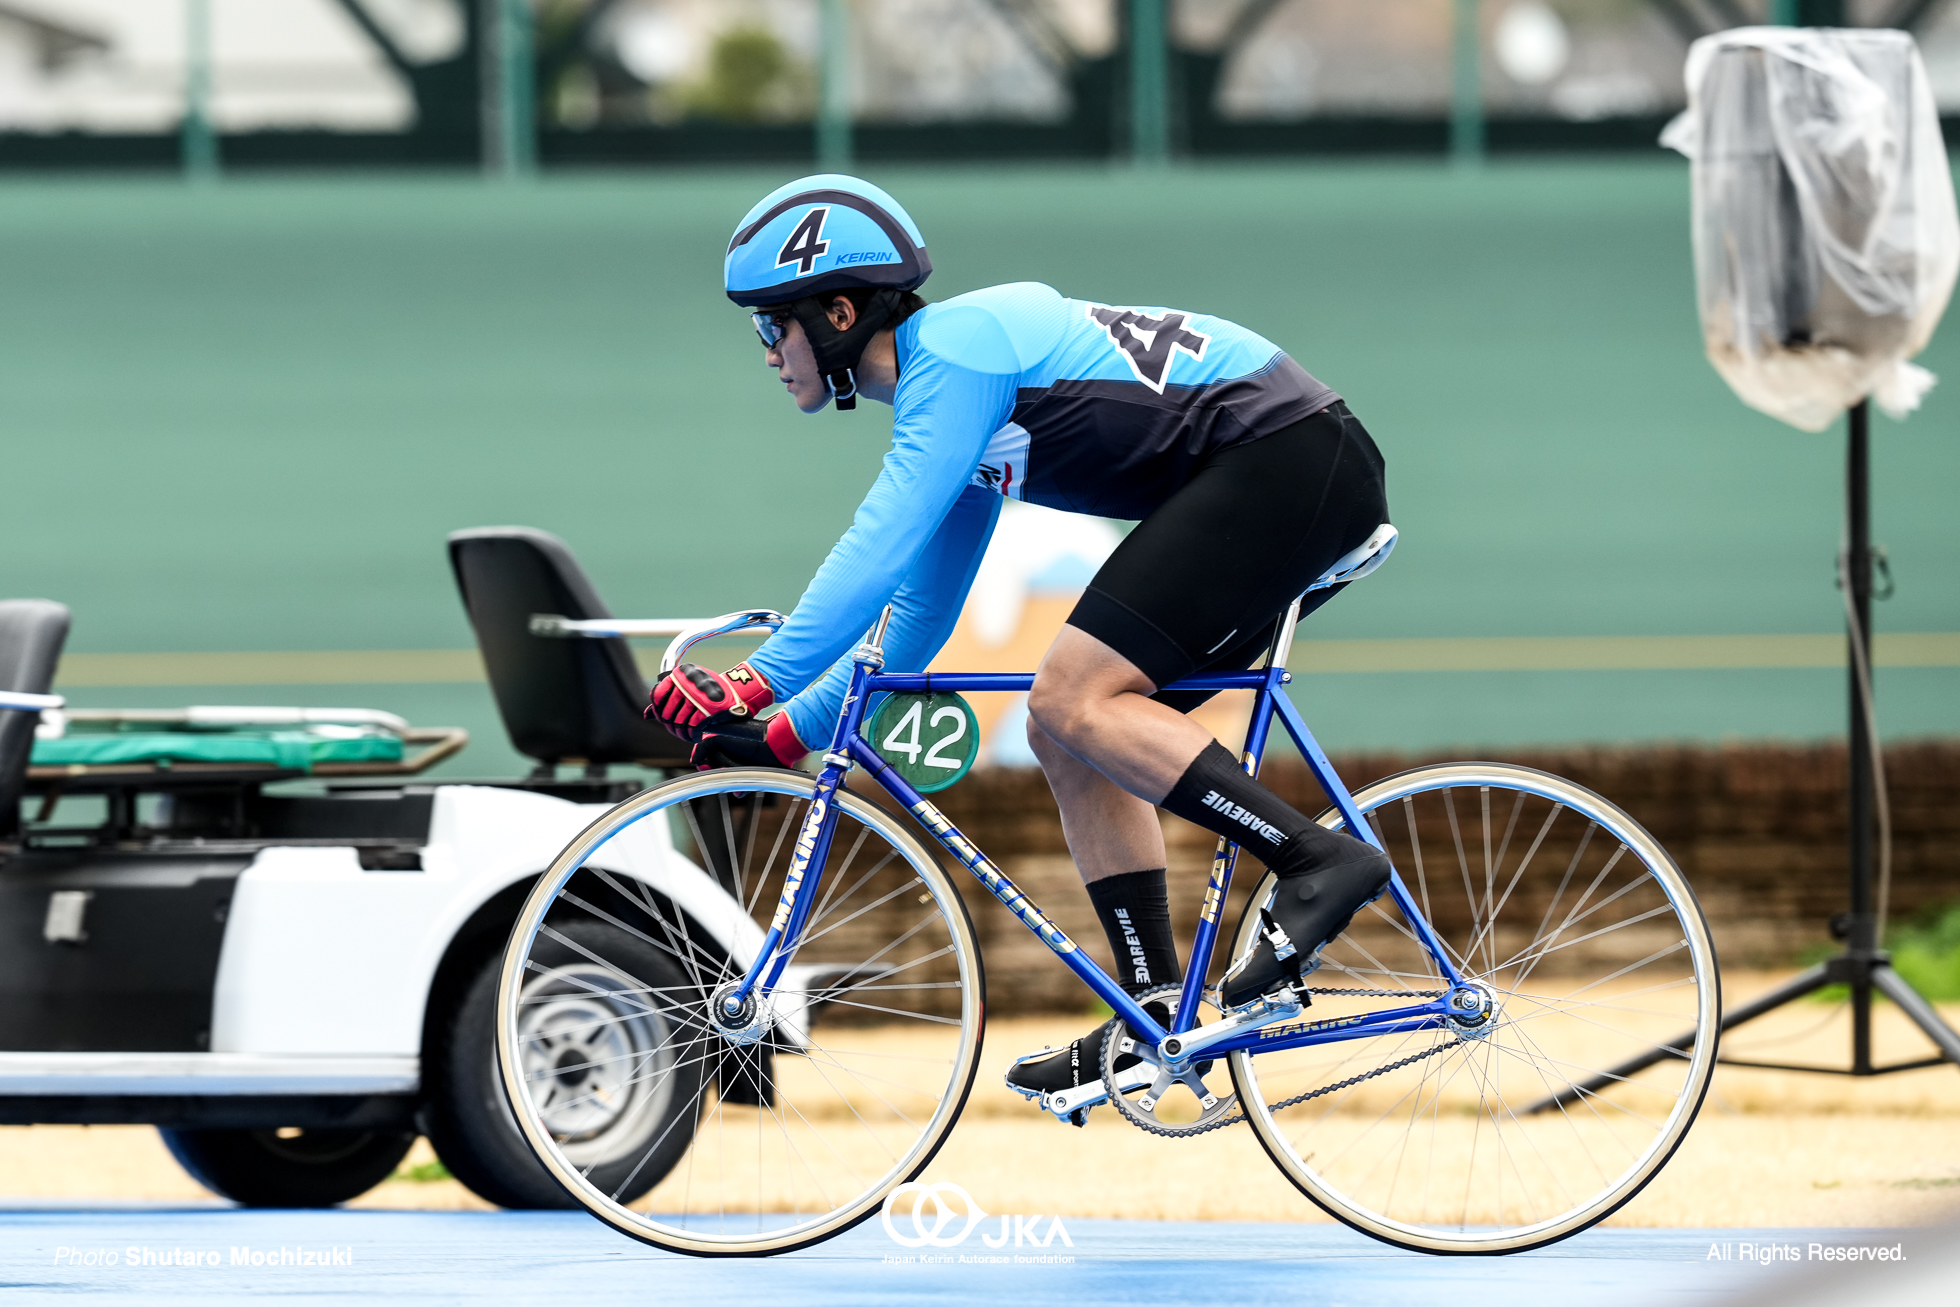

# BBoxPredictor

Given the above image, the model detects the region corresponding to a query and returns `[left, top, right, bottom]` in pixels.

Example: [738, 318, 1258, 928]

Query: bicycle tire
[1227, 762, 1720, 1254]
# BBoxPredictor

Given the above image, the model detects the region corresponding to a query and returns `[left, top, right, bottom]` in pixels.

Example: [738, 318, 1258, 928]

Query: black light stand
[1535, 401, 1960, 1111]
[1705, 400, 1960, 1076]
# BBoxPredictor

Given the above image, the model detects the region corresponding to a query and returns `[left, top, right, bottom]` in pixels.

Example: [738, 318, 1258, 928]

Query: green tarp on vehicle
[32, 729, 403, 772]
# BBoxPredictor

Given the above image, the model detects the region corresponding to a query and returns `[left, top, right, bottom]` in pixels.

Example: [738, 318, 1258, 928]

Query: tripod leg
[1524, 964, 1832, 1114]
[1870, 964, 1960, 1066]
[1714, 962, 1832, 1030]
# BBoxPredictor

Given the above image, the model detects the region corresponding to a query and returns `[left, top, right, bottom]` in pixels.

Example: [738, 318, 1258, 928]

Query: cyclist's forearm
[750, 458, 964, 693]
[778, 601, 955, 747]
[777, 488, 998, 745]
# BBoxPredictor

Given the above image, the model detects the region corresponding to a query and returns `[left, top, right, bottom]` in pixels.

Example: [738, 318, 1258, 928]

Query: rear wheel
[497, 768, 985, 1256]
[1227, 763, 1720, 1253]
[160, 1126, 414, 1208]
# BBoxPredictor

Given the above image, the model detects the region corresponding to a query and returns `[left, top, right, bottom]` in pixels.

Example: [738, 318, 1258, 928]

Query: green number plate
[867, 691, 980, 793]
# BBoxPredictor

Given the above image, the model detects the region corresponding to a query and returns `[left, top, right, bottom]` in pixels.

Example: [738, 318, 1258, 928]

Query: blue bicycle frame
[722, 623, 1469, 1064]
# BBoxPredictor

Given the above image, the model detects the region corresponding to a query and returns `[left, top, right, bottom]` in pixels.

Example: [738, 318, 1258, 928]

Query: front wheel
[497, 768, 985, 1256]
[1226, 763, 1720, 1254]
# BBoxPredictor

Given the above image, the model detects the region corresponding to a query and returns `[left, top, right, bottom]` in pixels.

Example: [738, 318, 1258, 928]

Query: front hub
[709, 980, 772, 1047]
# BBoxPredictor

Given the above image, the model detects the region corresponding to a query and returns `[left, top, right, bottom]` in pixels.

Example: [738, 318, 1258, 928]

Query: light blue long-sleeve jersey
[746, 281, 1336, 747]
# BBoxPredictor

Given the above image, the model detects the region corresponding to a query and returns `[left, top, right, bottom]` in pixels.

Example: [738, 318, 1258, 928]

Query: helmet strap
[789, 289, 904, 413]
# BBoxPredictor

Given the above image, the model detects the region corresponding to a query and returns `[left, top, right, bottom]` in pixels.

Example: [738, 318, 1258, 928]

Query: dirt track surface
[2, 974, 1954, 1226]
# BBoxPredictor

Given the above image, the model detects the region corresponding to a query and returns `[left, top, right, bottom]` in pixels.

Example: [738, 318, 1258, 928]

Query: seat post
[1267, 595, 1306, 672]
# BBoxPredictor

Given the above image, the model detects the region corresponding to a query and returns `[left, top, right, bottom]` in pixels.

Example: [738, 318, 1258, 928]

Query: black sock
[1085, 868, 1179, 996]
[1160, 742, 1379, 879]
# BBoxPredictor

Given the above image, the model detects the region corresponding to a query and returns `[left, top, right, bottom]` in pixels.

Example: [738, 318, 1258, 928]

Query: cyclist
[649, 175, 1394, 1108]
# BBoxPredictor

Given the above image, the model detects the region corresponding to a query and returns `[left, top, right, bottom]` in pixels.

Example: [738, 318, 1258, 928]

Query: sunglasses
[751, 309, 793, 348]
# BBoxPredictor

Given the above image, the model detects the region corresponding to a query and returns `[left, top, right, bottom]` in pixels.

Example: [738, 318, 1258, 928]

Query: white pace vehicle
[0, 528, 791, 1208]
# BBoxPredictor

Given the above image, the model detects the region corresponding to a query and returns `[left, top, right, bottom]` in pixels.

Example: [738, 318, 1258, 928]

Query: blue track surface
[0, 1206, 1911, 1306]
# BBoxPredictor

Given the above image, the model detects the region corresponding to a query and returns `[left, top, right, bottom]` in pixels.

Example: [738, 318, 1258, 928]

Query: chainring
[1099, 984, 1241, 1138]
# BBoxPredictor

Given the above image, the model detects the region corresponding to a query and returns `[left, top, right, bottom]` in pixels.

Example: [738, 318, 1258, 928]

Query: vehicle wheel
[498, 768, 985, 1256]
[425, 921, 705, 1210]
[159, 1126, 414, 1208]
[1226, 763, 1721, 1254]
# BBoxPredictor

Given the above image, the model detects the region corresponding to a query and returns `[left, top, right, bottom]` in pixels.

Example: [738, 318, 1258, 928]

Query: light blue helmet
[724, 174, 931, 309]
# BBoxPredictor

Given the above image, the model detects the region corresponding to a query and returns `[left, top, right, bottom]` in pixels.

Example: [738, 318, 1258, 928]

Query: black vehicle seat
[447, 528, 689, 772]
[0, 600, 71, 842]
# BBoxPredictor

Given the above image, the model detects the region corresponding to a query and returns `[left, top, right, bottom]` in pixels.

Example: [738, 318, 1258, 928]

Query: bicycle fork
[723, 611, 895, 1016]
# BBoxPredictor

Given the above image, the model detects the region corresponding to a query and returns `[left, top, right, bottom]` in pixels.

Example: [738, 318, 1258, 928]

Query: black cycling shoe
[1219, 850, 1393, 1009]
[1005, 1001, 1172, 1100]
[1005, 1020, 1119, 1098]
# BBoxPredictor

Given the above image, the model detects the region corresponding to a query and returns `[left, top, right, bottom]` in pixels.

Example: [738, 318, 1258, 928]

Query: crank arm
[1156, 989, 1305, 1065]
[1042, 1063, 1154, 1120]
[1132, 1063, 1228, 1116]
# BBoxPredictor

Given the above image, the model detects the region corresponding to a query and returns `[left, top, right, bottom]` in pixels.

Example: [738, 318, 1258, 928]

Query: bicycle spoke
[1462, 799, 1559, 970]
[750, 798, 805, 919]
[1400, 795, 1435, 936]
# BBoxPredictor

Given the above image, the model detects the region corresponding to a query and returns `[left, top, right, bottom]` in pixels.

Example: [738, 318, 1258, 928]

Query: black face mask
[787, 289, 904, 411]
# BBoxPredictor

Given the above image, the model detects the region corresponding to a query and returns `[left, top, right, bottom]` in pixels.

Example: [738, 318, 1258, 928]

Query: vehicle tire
[498, 767, 985, 1257]
[159, 1127, 414, 1208]
[425, 921, 706, 1210]
[1225, 762, 1721, 1254]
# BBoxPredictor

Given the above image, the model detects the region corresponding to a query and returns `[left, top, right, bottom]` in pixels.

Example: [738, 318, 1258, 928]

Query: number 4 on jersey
[1088, 303, 1210, 393]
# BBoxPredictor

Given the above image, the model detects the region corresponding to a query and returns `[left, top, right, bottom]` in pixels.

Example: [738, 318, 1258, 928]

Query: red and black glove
[647, 661, 774, 742]
[689, 712, 810, 771]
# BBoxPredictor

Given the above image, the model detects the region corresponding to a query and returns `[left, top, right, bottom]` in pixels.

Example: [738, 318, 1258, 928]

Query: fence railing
[0, 0, 1950, 175]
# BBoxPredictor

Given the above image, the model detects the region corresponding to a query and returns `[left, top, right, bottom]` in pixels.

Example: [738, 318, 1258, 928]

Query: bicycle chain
[1108, 987, 1453, 1140]
[1298, 987, 1449, 999]
[1259, 1039, 1458, 1115]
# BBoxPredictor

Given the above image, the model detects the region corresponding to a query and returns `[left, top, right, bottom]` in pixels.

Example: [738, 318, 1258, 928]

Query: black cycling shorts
[1066, 401, 1388, 711]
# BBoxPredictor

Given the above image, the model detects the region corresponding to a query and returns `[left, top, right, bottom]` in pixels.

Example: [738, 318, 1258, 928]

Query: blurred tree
[534, 0, 634, 125]
[524, 2, 817, 128]
[686, 26, 795, 121]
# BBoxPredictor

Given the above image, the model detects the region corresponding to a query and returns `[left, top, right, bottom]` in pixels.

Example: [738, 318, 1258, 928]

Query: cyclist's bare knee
[1029, 626, 1153, 748]
[1026, 711, 1095, 781]
[1029, 681, 1117, 756]
[1025, 710, 1062, 762]
[1026, 678, 1082, 750]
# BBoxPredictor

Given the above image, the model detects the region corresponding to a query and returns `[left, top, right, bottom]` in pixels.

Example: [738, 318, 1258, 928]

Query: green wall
[2, 161, 1955, 776]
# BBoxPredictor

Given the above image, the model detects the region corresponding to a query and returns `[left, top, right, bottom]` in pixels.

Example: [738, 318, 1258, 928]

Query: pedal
[1038, 1063, 1154, 1124]
[1212, 982, 1309, 1023]
[1218, 921, 1323, 1013]
[1041, 1079, 1106, 1120]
